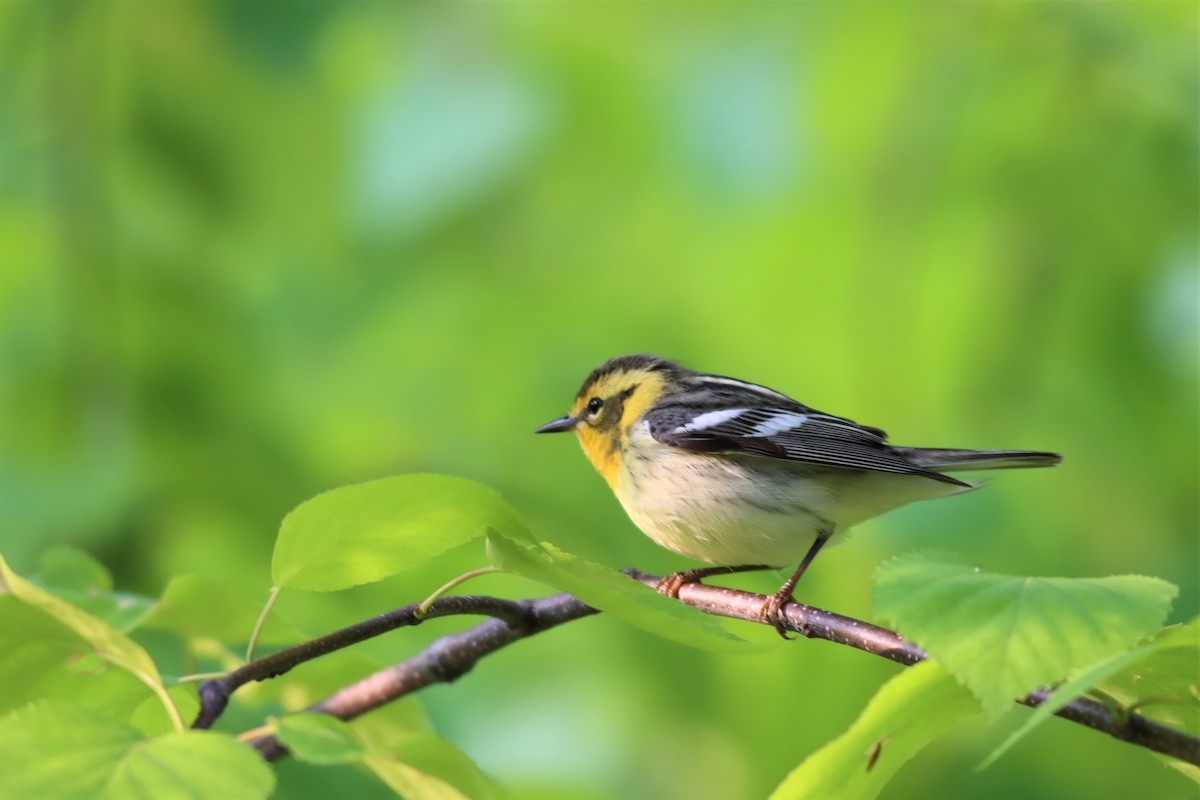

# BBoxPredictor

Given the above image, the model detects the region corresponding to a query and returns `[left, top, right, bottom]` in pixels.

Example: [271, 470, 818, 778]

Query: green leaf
[105, 731, 275, 800]
[770, 661, 980, 800]
[267, 708, 494, 799]
[37, 546, 112, 592]
[0, 554, 158, 678]
[365, 735, 497, 800]
[980, 617, 1200, 769]
[274, 713, 366, 765]
[366, 755, 469, 800]
[351, 697, 436, 743]
[51, 590, 156, 635]
[1163, 759, 1200, 785]
[0, 704, 143, 800]
[35, 547, 154, 633]
[0, 554, 181, 729]
[0, 597, 150, 717]
[1096, 618, 1200, 736]
[130, 686, 201, 738]
[272, 475, 529, 591]
[486, 530, 748, 651]
[141, 574, 302, 644]
[0, 704, 270, 800]
[352, 708, 496, 799]
[872, 552, 1178, 718]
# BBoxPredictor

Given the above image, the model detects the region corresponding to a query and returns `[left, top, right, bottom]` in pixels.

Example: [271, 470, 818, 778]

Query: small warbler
[536, 353, 1061, 636]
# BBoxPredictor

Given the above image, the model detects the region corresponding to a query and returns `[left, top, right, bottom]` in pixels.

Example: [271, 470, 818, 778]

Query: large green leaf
[365, 735, 497, 800]
[272, 475, 529, 591]
[770, 661, 980, 800]
[35, 546, 154, 634]
[106, 731, 276, 800]
[141, 574, 303, 644]
[486, 530, 749, 651]
[42, 589, 156, 636]
[872, 552, 1177, 718]
[274, 713, 366, 765]
[1096, 618, 1200, 737]
[0, 704, 143, 800]
[0, 597, 152, 718]
[980, 617, 1200, 769]
[365, 754, 470, 800]
[272, 710, 498, 799]
[0, 554, 180, 729]
[0, 705, 274, 800]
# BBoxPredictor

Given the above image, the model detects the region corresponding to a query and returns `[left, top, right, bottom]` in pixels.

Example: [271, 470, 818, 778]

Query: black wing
[645, 404, 967, 484]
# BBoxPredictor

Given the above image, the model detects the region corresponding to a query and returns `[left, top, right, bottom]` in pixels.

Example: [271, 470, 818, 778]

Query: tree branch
[247, 592, 595, 761]
[191, 594, 545, 730]
[192, 573, 1200, 767]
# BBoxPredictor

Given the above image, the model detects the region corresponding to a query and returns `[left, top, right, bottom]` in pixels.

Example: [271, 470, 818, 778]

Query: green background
[2, 2, 1196, 798]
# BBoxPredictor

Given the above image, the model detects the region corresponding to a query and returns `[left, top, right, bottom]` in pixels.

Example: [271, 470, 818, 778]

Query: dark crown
[576, 353, 680, 397]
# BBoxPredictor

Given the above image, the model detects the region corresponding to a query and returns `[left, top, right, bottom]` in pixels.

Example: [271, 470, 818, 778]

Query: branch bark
[192, 573, 1200, 767]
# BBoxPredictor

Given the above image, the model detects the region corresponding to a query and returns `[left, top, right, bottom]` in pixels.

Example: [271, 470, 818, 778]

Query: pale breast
[615, 423, 839, 565]
[613, 420, 969, 566]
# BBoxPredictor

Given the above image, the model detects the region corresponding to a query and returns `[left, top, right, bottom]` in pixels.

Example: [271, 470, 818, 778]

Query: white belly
[615, 422, 969, 566]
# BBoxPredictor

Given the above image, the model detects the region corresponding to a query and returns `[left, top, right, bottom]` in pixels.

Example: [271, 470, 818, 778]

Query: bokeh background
[2, 2, 1197, 798]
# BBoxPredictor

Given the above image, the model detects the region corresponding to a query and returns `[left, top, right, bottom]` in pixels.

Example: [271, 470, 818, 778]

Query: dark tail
[896, 447, 1062, 473]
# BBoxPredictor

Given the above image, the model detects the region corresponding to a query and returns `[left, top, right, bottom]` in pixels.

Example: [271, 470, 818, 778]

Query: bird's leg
[760, 528, 833, 639]
[656, 564, 776, 598]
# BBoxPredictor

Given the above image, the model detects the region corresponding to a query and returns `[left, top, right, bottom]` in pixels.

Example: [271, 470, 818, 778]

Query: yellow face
[566, 369, 666, 489]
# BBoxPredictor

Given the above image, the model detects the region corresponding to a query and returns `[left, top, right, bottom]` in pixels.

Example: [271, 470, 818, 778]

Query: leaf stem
[246, 585, 281, 663]
[238, 724, 275, 743]
[177, 671, 228, 683]
[417, 567, 501, 617]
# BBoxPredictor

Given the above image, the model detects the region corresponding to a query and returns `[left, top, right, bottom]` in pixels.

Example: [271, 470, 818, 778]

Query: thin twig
[249, 592, 596, 760]
[192, 594, 534, 730]
[193, 573, 1200, 767]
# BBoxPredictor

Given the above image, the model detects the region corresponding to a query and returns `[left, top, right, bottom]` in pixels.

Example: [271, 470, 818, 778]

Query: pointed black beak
[535, 415, 577, 434]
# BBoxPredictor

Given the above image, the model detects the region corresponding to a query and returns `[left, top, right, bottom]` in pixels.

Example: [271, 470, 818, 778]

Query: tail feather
[897, 447, 1062, 473]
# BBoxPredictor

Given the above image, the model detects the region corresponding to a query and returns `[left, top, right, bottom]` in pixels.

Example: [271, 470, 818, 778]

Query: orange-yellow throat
[570, 371, 666, 490]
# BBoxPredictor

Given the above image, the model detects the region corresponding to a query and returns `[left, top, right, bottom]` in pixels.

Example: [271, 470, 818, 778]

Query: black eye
[587, 397, 603, 414]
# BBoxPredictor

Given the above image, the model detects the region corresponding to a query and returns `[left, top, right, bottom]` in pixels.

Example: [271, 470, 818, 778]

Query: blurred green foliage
[1, 2, 1196, 798]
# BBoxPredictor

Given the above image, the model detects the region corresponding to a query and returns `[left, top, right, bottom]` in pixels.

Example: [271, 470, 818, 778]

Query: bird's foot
[655, 569, 708, 599]
[758, 590, 796, 639]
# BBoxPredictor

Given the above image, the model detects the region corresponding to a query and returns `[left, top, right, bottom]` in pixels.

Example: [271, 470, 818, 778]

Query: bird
[535, 353, 1061, 637]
